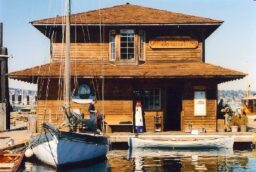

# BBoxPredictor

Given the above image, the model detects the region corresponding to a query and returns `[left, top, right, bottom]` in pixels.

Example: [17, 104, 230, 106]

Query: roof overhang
[8, 62, 246, 84]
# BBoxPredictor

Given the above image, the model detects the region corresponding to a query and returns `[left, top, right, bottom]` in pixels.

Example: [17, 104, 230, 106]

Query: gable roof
[8, 62, 245, 83]
[32, 3, 222, 25]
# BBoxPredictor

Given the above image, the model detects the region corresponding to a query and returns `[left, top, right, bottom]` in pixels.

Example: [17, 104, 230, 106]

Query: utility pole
[0, 23, 10, 131]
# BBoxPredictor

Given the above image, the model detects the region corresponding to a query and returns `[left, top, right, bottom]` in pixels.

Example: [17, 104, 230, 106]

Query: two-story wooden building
[9, 3, 245, 133]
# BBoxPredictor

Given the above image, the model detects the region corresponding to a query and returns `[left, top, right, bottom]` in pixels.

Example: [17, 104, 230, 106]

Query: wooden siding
[51, 40, 202, 63]
[36, 99, 133, 131]
[51, 43, 109, 62]
[144, 111, 163, 132]
[36, 78, 219, 132]
[36, 78, 134, 131]
[145, 42, 202, 62]
[182, 83, 217, 132]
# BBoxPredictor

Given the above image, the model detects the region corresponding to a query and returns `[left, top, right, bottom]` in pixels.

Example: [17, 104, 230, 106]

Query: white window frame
[139, 30, 146, 61]
[109, 30, 116, 61]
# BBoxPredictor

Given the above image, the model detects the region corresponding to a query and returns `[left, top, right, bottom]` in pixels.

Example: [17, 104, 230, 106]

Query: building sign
[194, 91, 206, 116]
[149, 36, 198, 49]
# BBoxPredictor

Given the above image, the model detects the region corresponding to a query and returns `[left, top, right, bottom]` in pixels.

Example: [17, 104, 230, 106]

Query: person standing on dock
[88, 99, 97, 131]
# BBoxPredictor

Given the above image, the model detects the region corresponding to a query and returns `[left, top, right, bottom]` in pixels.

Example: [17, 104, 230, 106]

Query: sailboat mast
[64, 0, 71, 110]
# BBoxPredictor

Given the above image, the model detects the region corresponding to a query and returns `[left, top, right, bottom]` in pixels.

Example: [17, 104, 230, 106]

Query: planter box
[240, 125, 247, 132]
[231, 126, 239, 132]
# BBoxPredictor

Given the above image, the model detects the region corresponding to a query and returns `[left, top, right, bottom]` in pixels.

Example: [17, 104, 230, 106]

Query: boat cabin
[9, 3, 245, 133]
[242, 96, 256, 115]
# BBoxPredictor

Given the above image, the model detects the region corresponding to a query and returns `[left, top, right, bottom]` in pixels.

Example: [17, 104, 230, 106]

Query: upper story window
[109, 29, 146, 64]
[120, 29, 135, 60]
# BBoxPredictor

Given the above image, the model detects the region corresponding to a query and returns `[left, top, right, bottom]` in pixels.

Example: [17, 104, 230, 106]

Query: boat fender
[25, 148, 34, 158]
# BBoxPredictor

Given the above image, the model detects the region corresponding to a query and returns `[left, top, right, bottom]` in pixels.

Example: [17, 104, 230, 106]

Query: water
[20, 149, 256, 172]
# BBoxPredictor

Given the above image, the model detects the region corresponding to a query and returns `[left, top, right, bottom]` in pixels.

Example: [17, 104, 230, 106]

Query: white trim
[138, 30, 146, 61]
[109, 30, 116, 61]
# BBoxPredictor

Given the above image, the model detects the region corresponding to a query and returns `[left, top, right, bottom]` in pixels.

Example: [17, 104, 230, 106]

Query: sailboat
[25, 0, 109, 167]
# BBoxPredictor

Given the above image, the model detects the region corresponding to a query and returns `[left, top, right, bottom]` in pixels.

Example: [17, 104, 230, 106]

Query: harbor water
[20, 149, 256, 172]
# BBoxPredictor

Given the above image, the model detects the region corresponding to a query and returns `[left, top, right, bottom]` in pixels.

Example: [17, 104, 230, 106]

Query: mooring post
[0, 23, 10, 131]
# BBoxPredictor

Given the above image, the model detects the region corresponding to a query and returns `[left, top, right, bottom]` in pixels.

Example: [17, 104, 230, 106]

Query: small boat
[26, 123, 109, 167]
[0, 145, 25, 172]
[242, 95, 256, 115]
[128, 137, 234, 149]
[241, 95, 256, 130]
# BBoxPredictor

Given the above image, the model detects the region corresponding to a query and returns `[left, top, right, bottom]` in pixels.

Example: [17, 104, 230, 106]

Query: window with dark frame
[135, 88, 161, 110]
[120, 29, 135, 60]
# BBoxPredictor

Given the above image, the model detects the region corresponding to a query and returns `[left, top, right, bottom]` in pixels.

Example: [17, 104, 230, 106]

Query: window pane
[121, 53, 127, 59]
[121, 43, 127, 48]
[120, 29, 134, 60]
[135, 88, 161, 110]
[128, 43, 134, 47]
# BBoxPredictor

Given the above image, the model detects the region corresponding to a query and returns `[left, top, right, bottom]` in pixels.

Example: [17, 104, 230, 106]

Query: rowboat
[0, 145, 25, 172]
[128, 137, 234, 149]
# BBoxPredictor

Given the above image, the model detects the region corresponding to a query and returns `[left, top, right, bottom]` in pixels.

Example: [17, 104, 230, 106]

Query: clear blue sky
[0, 0, 256, 90]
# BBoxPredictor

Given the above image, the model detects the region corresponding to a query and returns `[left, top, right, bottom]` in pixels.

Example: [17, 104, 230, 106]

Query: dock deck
[107, 132, 256, 143]
[1, 130, 255, 150]
[0, 130, 31, 149]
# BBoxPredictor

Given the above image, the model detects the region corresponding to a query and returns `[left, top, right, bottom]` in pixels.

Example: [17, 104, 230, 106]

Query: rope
[98, 0, 106, 134]
[44, 128, 57, 166]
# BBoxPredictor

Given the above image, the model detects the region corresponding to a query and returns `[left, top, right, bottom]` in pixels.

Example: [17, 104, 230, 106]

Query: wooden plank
[3, 153, 22, 157]
[149, 37, 199, 49]
[0, 163, 14, 168]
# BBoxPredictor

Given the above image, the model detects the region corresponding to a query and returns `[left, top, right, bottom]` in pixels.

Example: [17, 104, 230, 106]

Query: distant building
[9, 88, 37, 108]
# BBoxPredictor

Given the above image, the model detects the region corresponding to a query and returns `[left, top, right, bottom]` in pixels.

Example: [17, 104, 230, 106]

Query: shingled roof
[9, 62, 245, 83]
[31, 3, 222, 25]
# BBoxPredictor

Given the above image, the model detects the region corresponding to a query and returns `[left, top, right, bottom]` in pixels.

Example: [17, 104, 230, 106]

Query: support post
[0, 23, 10, 131]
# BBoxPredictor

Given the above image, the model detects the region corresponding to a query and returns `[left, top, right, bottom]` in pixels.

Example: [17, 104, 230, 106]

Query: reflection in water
[21, 149, 256, 171]
[21, 158, 109, 172]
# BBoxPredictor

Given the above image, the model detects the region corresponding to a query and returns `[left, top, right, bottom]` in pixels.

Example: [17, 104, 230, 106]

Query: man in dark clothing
[88, 99, 97, 131]
[217, 99, 225, 119]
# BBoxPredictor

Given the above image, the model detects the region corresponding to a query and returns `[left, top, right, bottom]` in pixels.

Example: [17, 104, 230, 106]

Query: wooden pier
[1, 130, 255, 150]
[0, 130, 31, 149]
[107, 132, 256, 143]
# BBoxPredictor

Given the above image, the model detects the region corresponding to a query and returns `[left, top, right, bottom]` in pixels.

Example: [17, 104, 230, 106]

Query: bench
[105, 122, 133, 133]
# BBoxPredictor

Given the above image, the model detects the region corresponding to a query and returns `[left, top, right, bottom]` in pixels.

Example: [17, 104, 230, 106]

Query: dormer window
[120, 29, 135, 60]
[109, 29, 146, 64]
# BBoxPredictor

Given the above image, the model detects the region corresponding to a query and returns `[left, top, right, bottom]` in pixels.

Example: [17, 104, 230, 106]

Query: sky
[0, 0, 256, 91]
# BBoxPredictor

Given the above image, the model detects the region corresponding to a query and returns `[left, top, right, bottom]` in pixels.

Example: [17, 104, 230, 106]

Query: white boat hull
[128, 137, 234, 149]
[32, 133, 108, 167]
